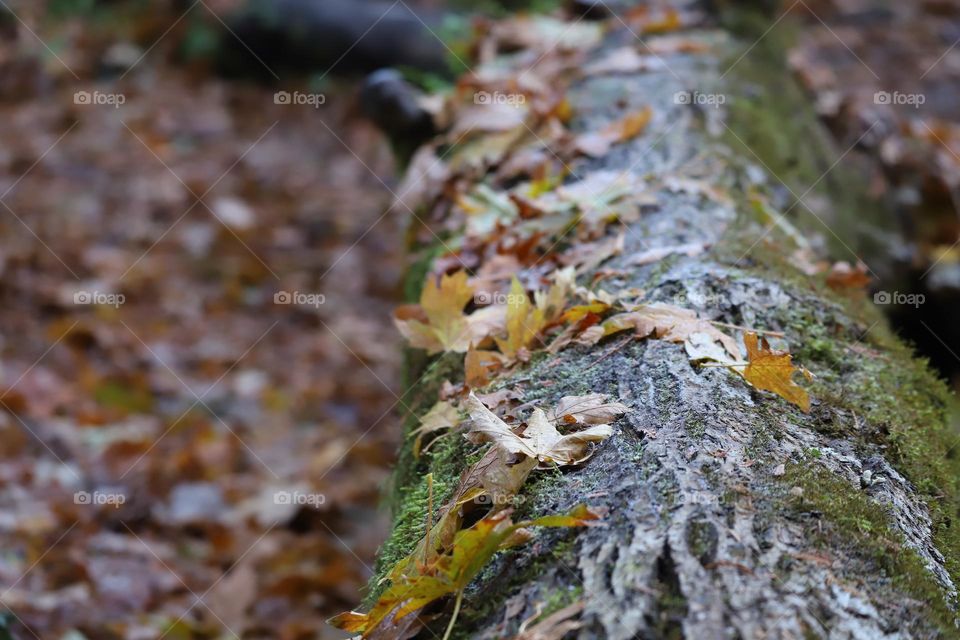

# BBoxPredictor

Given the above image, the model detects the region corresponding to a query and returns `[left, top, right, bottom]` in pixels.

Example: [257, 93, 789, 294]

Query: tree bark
[373, 4, 960, 639]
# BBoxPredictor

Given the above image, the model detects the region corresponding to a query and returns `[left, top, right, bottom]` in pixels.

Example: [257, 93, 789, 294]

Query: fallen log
[347, 3, 960, 638]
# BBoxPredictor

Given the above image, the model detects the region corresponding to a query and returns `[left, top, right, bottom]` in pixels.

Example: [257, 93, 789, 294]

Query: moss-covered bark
[372, 6, 960, 639]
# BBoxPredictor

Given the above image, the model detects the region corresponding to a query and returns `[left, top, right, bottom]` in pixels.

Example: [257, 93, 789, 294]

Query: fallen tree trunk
[361, 4, 960, 639]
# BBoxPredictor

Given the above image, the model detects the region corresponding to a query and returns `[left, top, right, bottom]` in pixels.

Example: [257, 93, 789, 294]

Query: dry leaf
[575, 106, 652, 158]
[465, 346, 504, 389]
[627, 242, 708, 266]
[464, 392, 623, 467]
[547, 393, 631, 425]
[592, 303, 739, 359]
[494, 272, 573, 360]
[513, 601, 586, 640]
[394, 271, 506, 354]
[826, 261, 871, 290]
[330, 506, 601, 638]
[584, 47, 658, 76]
[740, 332, 811, 412]
[495, 277, 546, 359]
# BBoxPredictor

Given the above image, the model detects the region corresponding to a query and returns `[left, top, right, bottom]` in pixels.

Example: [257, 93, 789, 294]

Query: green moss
[534, 584, 584, 622]
[685, 414, 707, 440]
[367, 431, 478, 604]
[783, 464, 957, 633]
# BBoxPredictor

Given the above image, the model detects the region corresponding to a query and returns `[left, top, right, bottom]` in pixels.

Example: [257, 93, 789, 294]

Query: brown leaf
[513, 601, 586, 640]
[594, 303, 740, 359]
[575, 106, 652, 158]
[826, 261, 871, 290]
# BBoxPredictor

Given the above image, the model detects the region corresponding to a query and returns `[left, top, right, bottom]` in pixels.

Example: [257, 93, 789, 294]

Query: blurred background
[0, 0, 958, 638]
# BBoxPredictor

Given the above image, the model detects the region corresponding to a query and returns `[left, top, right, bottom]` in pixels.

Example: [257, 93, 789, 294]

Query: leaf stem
[443, 589, 465, 640]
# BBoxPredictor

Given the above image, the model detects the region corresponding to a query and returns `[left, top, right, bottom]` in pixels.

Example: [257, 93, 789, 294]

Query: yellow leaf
[330, 506, 601, 638]
[575, 106, 652, 158]
[741, 332, 810, 412]
[494, 277, 546, 359]
[394, 271, 506, 354]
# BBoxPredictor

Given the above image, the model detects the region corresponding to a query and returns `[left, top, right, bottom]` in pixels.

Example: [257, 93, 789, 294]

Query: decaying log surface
[370, 4, 960, 639]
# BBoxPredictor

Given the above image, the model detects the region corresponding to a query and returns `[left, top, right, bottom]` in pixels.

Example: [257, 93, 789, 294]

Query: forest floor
[0, 3, 404, 639]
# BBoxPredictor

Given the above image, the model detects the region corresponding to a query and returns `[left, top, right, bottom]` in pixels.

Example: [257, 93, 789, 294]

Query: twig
[709, 321, 784, 338]
[583, 335, 633, 372]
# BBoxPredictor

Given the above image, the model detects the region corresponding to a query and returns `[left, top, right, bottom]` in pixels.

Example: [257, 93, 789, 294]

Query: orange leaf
[742, 332, 811, 412]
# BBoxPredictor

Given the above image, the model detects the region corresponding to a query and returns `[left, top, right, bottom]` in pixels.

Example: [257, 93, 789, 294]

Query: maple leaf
[330, 506, 602, 639]
[591, 303, 740, 359]
[464, 392, 623, 467]
[394, 271, 505, 354]
[740, 332, 811, 412]
[494, 272, 573, 360]
[494, 277, 546, 359]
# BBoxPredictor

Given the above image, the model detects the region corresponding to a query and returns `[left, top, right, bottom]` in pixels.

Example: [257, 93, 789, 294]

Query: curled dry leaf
[464, 392, 624, 467]
[825, 261, 871, 290]
[584, 47, 659, 76]
[587, 303, 740, 359]
[626, 241, 708, 266]
[465, 345, 504, 389]
[740, 332, 811, 413]
[547, 393, 631, 425]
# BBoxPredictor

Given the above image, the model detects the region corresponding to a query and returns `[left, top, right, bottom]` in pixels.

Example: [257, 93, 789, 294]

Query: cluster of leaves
[344, 5, 822, 638]
[331, 391, 628, 638]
